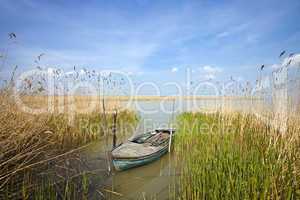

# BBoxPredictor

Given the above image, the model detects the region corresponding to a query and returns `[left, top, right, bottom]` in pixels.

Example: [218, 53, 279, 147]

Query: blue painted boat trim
[112, 147, 168, 171]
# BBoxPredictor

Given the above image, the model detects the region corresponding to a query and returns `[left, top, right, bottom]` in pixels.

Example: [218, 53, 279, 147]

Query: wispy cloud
[1, 0, 300, 90]
[171, 67, 178, 73]
[216, 23, 251, 39]
[200, 65, 223, 80]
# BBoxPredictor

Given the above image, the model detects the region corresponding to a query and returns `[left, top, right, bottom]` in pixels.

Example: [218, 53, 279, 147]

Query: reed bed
[174, 112, 299, 199]
[19, 95, 124, 113]
[0, 91, 139, 199]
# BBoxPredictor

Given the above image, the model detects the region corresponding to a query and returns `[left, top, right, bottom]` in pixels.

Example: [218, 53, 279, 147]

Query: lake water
[85, 99, 254, 199]
[104, 101, 177, 200]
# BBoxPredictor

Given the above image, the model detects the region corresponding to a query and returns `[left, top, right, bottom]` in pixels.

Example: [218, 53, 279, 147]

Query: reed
[174, 112, 300, 199]
[0, 90, 139, 199]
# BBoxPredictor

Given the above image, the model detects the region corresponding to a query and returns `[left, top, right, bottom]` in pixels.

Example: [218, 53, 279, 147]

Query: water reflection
[105, 153, 176, 200]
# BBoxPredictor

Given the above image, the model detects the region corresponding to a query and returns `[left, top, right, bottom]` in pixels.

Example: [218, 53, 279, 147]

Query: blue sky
[1, 0, 300, 95]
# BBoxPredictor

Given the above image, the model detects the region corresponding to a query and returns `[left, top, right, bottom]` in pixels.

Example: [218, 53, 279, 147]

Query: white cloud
[119, 66, 144, 76]
[65, 71, 76, 75]
[264, 54, 300, 71]
[171, 67, 178, 72]
[270, 64, 280, 70]
[80, 69, 86, 74]
[216, 23, 251, 39]
[270, 54, 300, 71]
[282, 54, 300, 67]
[202, 65, 222, 74]
[47, 67, 56, 75]
[126, 71, 144, 76]
[201, 65, 222, 80]
[236, 76, 244, 82]
[216, 31, 230, 38]
[204, 74, 216, 80]
[100, 71, 112, 77]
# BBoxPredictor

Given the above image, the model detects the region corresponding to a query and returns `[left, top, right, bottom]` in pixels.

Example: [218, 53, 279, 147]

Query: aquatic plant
[174, 112, 299, 199]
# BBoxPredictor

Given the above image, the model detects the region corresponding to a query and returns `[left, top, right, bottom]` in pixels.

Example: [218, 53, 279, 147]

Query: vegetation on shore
[174, 112, 299, 199]
[0, 90, 139, 199]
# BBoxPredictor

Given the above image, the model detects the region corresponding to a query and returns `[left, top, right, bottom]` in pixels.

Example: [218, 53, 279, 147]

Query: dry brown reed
[0, 89, 139, 199]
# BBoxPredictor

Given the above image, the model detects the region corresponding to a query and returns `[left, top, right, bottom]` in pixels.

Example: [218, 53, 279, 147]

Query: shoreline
[18, 95, 259, 101]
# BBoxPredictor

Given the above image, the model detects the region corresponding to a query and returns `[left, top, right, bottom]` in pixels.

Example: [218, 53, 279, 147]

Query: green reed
[174, 112, 299, 199]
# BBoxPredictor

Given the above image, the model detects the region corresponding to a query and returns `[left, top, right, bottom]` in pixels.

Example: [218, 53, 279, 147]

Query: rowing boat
[111, 129, 175, 171]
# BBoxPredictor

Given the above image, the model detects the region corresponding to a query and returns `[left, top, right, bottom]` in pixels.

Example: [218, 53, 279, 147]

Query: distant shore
[18, 95, 258, 101]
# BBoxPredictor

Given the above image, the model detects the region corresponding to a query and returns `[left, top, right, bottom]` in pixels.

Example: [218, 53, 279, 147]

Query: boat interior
[112, 129, 174, 159]
[131, 130, 171, 147]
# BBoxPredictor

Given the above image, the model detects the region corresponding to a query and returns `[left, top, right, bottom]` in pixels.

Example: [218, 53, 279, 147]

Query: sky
[0, 0, 300, 95]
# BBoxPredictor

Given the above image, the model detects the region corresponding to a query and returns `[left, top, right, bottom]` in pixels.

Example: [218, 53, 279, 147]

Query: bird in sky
[260, 64, 265, 70]
[8, 32, 16, 39]
[279, 50, 286, 58]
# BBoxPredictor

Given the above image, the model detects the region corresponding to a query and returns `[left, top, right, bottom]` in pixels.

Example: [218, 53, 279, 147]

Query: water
[104, 153, 176, 199]
[105, 101, 177, 200]
[85, 99, 254, 199]
[80, 100, 176, 199]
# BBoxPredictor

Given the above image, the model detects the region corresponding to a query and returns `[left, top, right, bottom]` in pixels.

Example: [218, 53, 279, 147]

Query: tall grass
[0, 90, 139, 199]
[174, 112, 299, 199]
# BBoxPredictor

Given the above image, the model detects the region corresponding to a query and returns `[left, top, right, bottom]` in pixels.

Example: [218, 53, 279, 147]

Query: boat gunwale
[112, 144, 168, 160]
[128, 129, 175, 141]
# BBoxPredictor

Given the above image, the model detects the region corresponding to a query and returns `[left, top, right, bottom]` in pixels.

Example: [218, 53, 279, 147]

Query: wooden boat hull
[111, 129, 175, 171]
[112, 147, 168, 171]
